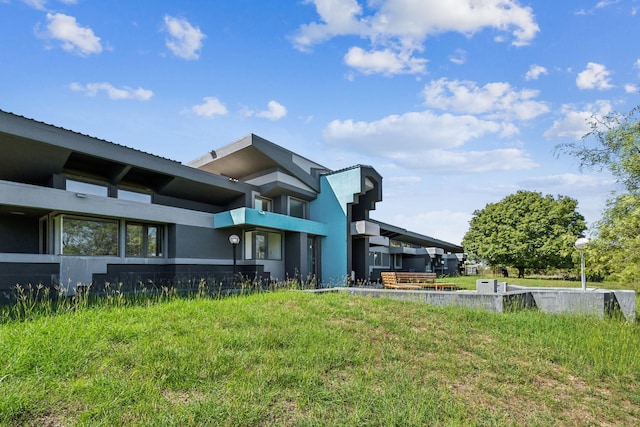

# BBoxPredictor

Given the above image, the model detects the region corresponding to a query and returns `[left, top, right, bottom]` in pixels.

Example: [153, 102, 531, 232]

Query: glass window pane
[66, 179, 108, 197]
[148, 226, 160, 257]
[255, 197, 271, 212]
[255, 234, 266, 259]
[62, 217, 118, 256]
[289, 198, 305, 219]
[119, 189, 151, 203]
[382, 253, 390, 266]
[126, 224, 144, 257]
[267, 232, 281, 259]
[127, 224, 162, 257]
[244, 231, 253, 259]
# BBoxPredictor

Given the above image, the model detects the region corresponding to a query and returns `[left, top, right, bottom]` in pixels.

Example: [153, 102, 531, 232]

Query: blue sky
[2, 0, 639, 245]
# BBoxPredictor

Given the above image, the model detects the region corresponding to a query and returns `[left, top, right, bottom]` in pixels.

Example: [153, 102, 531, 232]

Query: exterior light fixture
[574, 237, 589, 291]
[229, 234, 240, 284]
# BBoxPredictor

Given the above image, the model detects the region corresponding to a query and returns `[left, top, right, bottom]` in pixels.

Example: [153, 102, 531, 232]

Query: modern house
[0, 110, 464, 299]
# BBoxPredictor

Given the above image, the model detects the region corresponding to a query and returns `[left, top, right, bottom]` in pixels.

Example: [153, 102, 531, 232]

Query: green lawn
[1, 288, 639, 426]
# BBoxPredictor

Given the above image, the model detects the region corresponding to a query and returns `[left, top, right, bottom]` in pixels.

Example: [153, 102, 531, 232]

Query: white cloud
[256, 101, 288, 121]
[521, 173, 614, 189]
[189, 97, 228, 117]
[163, 15, 205, 60]
[576, 62, 613, 90]
[39, 13, 102, 56]
[625, 84, 638, 93]
[635, 58, 640, 73]
[386, 176, 422, 186]
[22, 0, 77, 8]
[294, 0, 539, 49]
[392, 148, 537, 173]
[596, 0, 620, 8]
[525, 64, 548, 80]
[323, 109, 537, 173]
[344, 47, 426, 75]
[544, 100, 613, 140]
[386, 210, 473, 245]
[448, 49, 466, 65]
[69, 82, 153, 100]
[421, 78, 549, 121]
[324, 110, 501, 151]
[292, 0, 539, 76]
[291, 0, 366, 52]
[22, 0, 48, 9]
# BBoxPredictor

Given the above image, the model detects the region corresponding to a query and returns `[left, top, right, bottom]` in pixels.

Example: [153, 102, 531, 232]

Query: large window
[126, 223, 162, 257]
[289, 197, 307, 219]
[244, 230, 282, 260]
[61, 216, 118, 256]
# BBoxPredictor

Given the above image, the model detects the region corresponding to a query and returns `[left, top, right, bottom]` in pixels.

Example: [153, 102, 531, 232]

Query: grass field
[1, 281, 639, 426]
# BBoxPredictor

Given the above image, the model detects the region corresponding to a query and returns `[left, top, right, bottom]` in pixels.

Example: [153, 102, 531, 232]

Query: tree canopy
[462, 190, 587, 278]
[556, 105, 640, 193]
[557, 104, 640, 282]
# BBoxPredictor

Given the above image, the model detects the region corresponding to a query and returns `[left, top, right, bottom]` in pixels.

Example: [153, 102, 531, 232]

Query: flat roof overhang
[0, 112, 252, 206]
[214, 208, 328, 236]
[372, 219, 463, 253]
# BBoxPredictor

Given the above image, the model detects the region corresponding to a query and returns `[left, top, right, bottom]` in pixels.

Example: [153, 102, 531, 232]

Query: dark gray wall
[0, 262, 59, 303]
[91, 263, 269, 293]
[403, 256, 428, 273]
[285, 232, 305, 280]
[352, 237, 369, 283]
[153, 194, 222, 213]
[0, 214, 39, 253]
[168, 224, 238, 259]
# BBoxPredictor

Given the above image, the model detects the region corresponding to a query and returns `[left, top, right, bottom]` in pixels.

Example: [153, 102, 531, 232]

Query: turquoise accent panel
[214, 208, 328, 236]
[310, 168, 363, 286]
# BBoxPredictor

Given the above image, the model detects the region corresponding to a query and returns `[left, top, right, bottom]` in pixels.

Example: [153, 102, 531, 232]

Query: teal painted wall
[310, 168, 363, 286]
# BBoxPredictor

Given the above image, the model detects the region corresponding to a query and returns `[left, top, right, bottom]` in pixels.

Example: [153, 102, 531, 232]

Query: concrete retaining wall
[330, 285, 636, 322]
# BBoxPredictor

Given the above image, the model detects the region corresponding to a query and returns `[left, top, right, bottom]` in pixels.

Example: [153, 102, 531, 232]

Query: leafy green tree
[557, 104, 640, 281]
[588, 194, 640, 281]
[462, 190, 587, 278]
[556, 105, 640, 191]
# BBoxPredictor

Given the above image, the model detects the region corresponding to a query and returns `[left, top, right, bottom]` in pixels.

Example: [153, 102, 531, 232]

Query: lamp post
[574, 237, 589, 292]
[228, 234, 240, 285]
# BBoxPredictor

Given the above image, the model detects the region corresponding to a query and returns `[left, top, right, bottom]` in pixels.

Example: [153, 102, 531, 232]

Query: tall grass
[0, 275, 313, 324]
[1, 286, 640, 425]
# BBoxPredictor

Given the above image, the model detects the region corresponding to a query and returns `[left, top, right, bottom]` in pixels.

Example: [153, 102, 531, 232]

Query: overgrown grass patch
[1, 291, 639, 425]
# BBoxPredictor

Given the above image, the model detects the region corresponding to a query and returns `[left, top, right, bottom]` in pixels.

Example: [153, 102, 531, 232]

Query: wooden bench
[380, 271, 458, 291]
